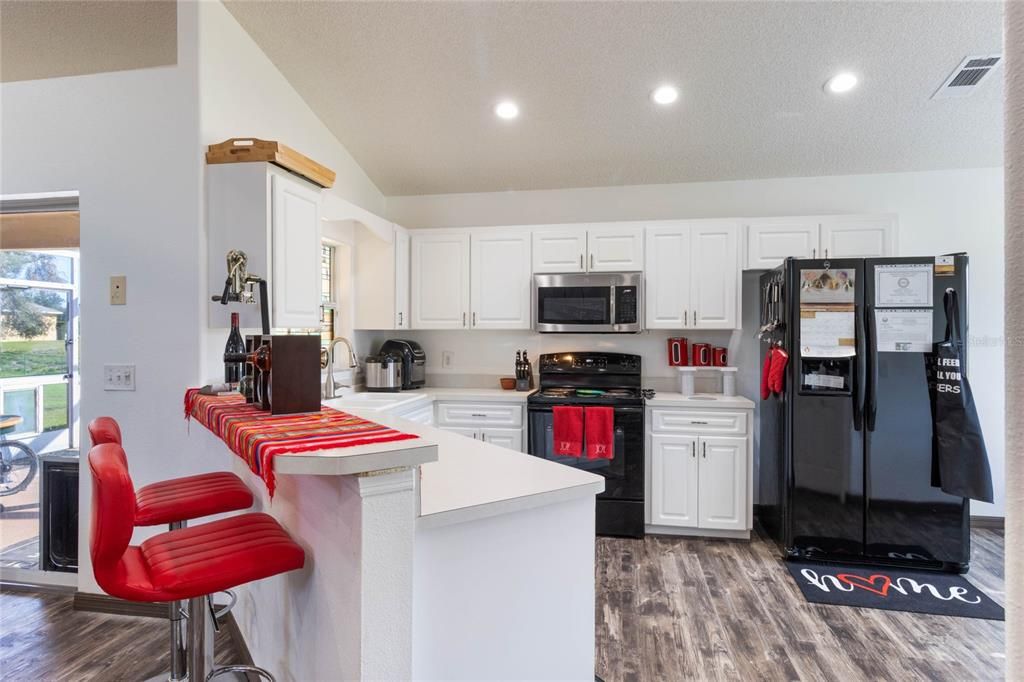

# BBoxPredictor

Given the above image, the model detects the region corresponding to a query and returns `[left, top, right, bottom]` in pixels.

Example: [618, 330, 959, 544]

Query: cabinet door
[471, 230, 532, 329]
[411, 231, 471, 329]
[644, 224, 691, 329]
[820, 215, 897, 258]
[649, 434, 700, 527]
[689, 221, 739, 329]
[481, 427, 524, 452]
[745, 218, 820, 269]
[532, 228, 587, 273]
[697, 436, 747, 531]
[587, 223, 644, 272]
[440, 426, 481, 440]
[271, 174, 322, 328]
[394, 227, 411, 329]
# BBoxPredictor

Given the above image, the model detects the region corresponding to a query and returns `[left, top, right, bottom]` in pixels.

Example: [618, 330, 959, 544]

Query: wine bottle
[223, 312, 245, 384]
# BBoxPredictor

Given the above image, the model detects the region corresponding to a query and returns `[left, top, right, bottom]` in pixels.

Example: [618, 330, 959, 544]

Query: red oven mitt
[761, 351, 773, 400]
[768, 347, 789, 395]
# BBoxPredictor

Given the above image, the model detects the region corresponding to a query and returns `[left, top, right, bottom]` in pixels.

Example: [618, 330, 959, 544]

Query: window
[320, 244, 336, 345]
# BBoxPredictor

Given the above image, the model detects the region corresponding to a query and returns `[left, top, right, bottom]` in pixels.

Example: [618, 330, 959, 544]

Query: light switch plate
[103, 364, 135, 391]
[110, 275, 127, 305]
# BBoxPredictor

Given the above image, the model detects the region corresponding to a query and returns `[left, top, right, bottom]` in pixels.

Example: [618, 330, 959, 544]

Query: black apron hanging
[929, 288, 993, 503]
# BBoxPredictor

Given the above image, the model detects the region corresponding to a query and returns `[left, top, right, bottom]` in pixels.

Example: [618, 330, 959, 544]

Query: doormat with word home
[785, 561, 1004, 620]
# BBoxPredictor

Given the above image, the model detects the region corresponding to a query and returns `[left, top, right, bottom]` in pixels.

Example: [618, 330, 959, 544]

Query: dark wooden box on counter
[244, 334, 322, 415]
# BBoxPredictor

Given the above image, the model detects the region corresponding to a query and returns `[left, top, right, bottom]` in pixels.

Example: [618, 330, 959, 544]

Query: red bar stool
[88, 442, 305, 681]
[88, 417, 255, 680]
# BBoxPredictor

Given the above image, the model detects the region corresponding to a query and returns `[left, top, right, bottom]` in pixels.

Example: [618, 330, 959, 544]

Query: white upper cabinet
[470, 229, 532, 329]
[586, 223, 645, 272]
[820, 215, 898, 259]
[532, 228, 587, 273]
[207, 163, 323, 330]
[696, 435, 747, 531]
[649, 434, 700, 527]
[354, 223, 410, 330]
[690, 221, 740, 329]
[271, 174, 323, 328]
[394, 228, 411, 329]
[645, 225, 691, 329]
[411, 231, 471, 329]
[644, 220, 740, 330]
[745, 218, 821, 269]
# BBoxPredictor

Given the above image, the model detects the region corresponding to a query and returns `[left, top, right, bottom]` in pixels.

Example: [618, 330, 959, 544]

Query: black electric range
[526, 352, 645, 538]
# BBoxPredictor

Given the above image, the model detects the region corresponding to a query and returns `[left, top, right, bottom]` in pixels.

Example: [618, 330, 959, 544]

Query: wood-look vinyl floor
[0, 589, 239, 681]
[595, 527, 1005, 682]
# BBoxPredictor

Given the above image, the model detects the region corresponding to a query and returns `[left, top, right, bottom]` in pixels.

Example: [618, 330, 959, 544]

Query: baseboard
[645, 524, 751, 540]
[1, 580, 76, 595]
[971, 515, 1004, 530]
[73, 591, 168, 619]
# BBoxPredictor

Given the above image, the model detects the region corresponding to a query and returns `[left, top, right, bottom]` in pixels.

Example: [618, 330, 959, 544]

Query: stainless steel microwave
[532, 272, 643, 333]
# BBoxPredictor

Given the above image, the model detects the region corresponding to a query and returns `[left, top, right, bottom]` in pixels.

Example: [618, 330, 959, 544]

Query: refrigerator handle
[853, 306, 865, 431]
[865, 304, 878, 431]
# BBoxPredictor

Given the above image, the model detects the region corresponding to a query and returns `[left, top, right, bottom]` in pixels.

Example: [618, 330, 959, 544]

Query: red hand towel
[585, 406, 615, 460]
[552, 406, 583, 457]
[768, 347, 789, 394]
[761, 352, 773, 400]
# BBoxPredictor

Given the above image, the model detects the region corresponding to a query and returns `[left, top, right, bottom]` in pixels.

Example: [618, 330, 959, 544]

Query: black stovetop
[528, 352, 644, 407]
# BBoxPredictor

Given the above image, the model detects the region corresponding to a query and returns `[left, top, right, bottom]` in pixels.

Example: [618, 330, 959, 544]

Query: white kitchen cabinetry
[745, 218, 820, 269]
[644, 221, 740, 330]
[820, 215, 897, 259]
[434, 401, 526, 452]
[411, 231, 471, 329]
[207, 163, 322, 330]
[470, 229, 532, 329]
[744, 215, 898, 268]
[532, 224, 643, 273]
[646, 404, 752, 538]
[354, 223, 411, 330]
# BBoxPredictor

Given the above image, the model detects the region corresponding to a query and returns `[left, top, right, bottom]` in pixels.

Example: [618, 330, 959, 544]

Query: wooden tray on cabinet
[205, 138, 336, 188]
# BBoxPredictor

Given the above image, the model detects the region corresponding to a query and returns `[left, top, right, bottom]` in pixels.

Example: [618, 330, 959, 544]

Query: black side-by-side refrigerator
[759, 255, 971, 573]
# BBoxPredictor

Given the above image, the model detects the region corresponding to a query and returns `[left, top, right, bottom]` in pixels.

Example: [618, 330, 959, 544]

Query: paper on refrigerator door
[874, 263, 933, 307]
[799, 307, 856, 357]
[874, 308, 933, 352]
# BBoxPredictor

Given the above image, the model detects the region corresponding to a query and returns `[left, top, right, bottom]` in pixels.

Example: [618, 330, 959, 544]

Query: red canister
[667, 337, 688, 367]
[713, 347, 728, 367]
[692, 343, 712, 367]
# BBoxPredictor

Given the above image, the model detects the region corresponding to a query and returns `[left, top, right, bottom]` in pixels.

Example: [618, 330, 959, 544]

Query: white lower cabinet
[646, 406, 752, 537]
[434, 401, 526, 452]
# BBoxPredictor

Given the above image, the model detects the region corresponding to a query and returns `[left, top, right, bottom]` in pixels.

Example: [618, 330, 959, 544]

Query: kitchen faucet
[323, 337, 359, 399]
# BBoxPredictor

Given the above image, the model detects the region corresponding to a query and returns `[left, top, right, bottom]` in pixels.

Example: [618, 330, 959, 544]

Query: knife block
[243, 334, 322, 414]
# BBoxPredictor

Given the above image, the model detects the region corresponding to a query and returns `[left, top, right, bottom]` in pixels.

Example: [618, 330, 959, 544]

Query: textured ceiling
[0, 1, 176, 83]
[227, 1, 1004, 196]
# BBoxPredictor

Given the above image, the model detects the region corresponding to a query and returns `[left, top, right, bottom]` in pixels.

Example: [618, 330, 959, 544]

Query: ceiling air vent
[932, 55, 1001, 99]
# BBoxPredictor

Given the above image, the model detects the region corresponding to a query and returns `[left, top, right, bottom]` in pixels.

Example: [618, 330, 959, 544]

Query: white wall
[385, 167, 1006, 516]
[0, 2, 203, 592]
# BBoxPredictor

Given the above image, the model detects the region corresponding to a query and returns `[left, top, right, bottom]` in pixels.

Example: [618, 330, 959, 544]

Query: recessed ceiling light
[651, 85, 680, 105]
[825, 72, 859, 94]
[494, 100, 519, 120]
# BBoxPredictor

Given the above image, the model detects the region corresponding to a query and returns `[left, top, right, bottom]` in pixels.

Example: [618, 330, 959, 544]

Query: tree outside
[0, 252, 70, 342]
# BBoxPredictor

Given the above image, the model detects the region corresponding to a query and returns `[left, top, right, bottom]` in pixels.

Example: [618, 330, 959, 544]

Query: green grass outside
[0, 339, 66, 379]
[43, 383, 68, 431]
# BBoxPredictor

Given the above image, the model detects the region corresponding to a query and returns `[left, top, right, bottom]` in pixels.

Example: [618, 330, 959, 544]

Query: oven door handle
[528, 405, 643, 414]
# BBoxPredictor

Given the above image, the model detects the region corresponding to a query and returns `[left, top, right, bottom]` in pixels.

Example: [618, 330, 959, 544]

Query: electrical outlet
[110, 275, 127, 305]
[441, 351, 454, 369]
[103, 364, 136, 391]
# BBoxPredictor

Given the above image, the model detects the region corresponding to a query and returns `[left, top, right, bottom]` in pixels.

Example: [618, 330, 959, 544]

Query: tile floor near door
[595, 527, 1005, 682]
[0, 528, 1003, 681]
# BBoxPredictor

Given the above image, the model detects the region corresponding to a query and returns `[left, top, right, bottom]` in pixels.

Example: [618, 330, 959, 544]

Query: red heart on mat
[837, 573, 892, 597]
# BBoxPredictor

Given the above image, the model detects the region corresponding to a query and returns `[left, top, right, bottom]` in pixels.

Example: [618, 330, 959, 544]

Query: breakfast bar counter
[185, 403, 603, 681]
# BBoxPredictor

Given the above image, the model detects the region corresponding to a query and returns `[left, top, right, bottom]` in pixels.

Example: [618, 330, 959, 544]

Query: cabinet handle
[684, 310, 688, 326]
[825, 248, 829, 258]
[590, 253, 595, 270]
[473, 311, 477, 326]
[692, 440, 696, 458]
[703, 442, 707, 458]
[812, 248, 816, 258]
[580, 254, 584, 271]
[690, 421, 708, 425]
[398, 312, 403, 327]
[462, 312, 467, 327]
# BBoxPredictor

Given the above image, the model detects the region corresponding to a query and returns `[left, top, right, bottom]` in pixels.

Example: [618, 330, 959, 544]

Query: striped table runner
[184, 389, 418, 497]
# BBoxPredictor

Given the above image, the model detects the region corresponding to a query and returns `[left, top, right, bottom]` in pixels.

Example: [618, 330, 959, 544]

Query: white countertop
[645, 392, 756, 409]
[323, 386, 531, 414]
[270, 428, 439, 476]
[420, 386, 532, 402]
